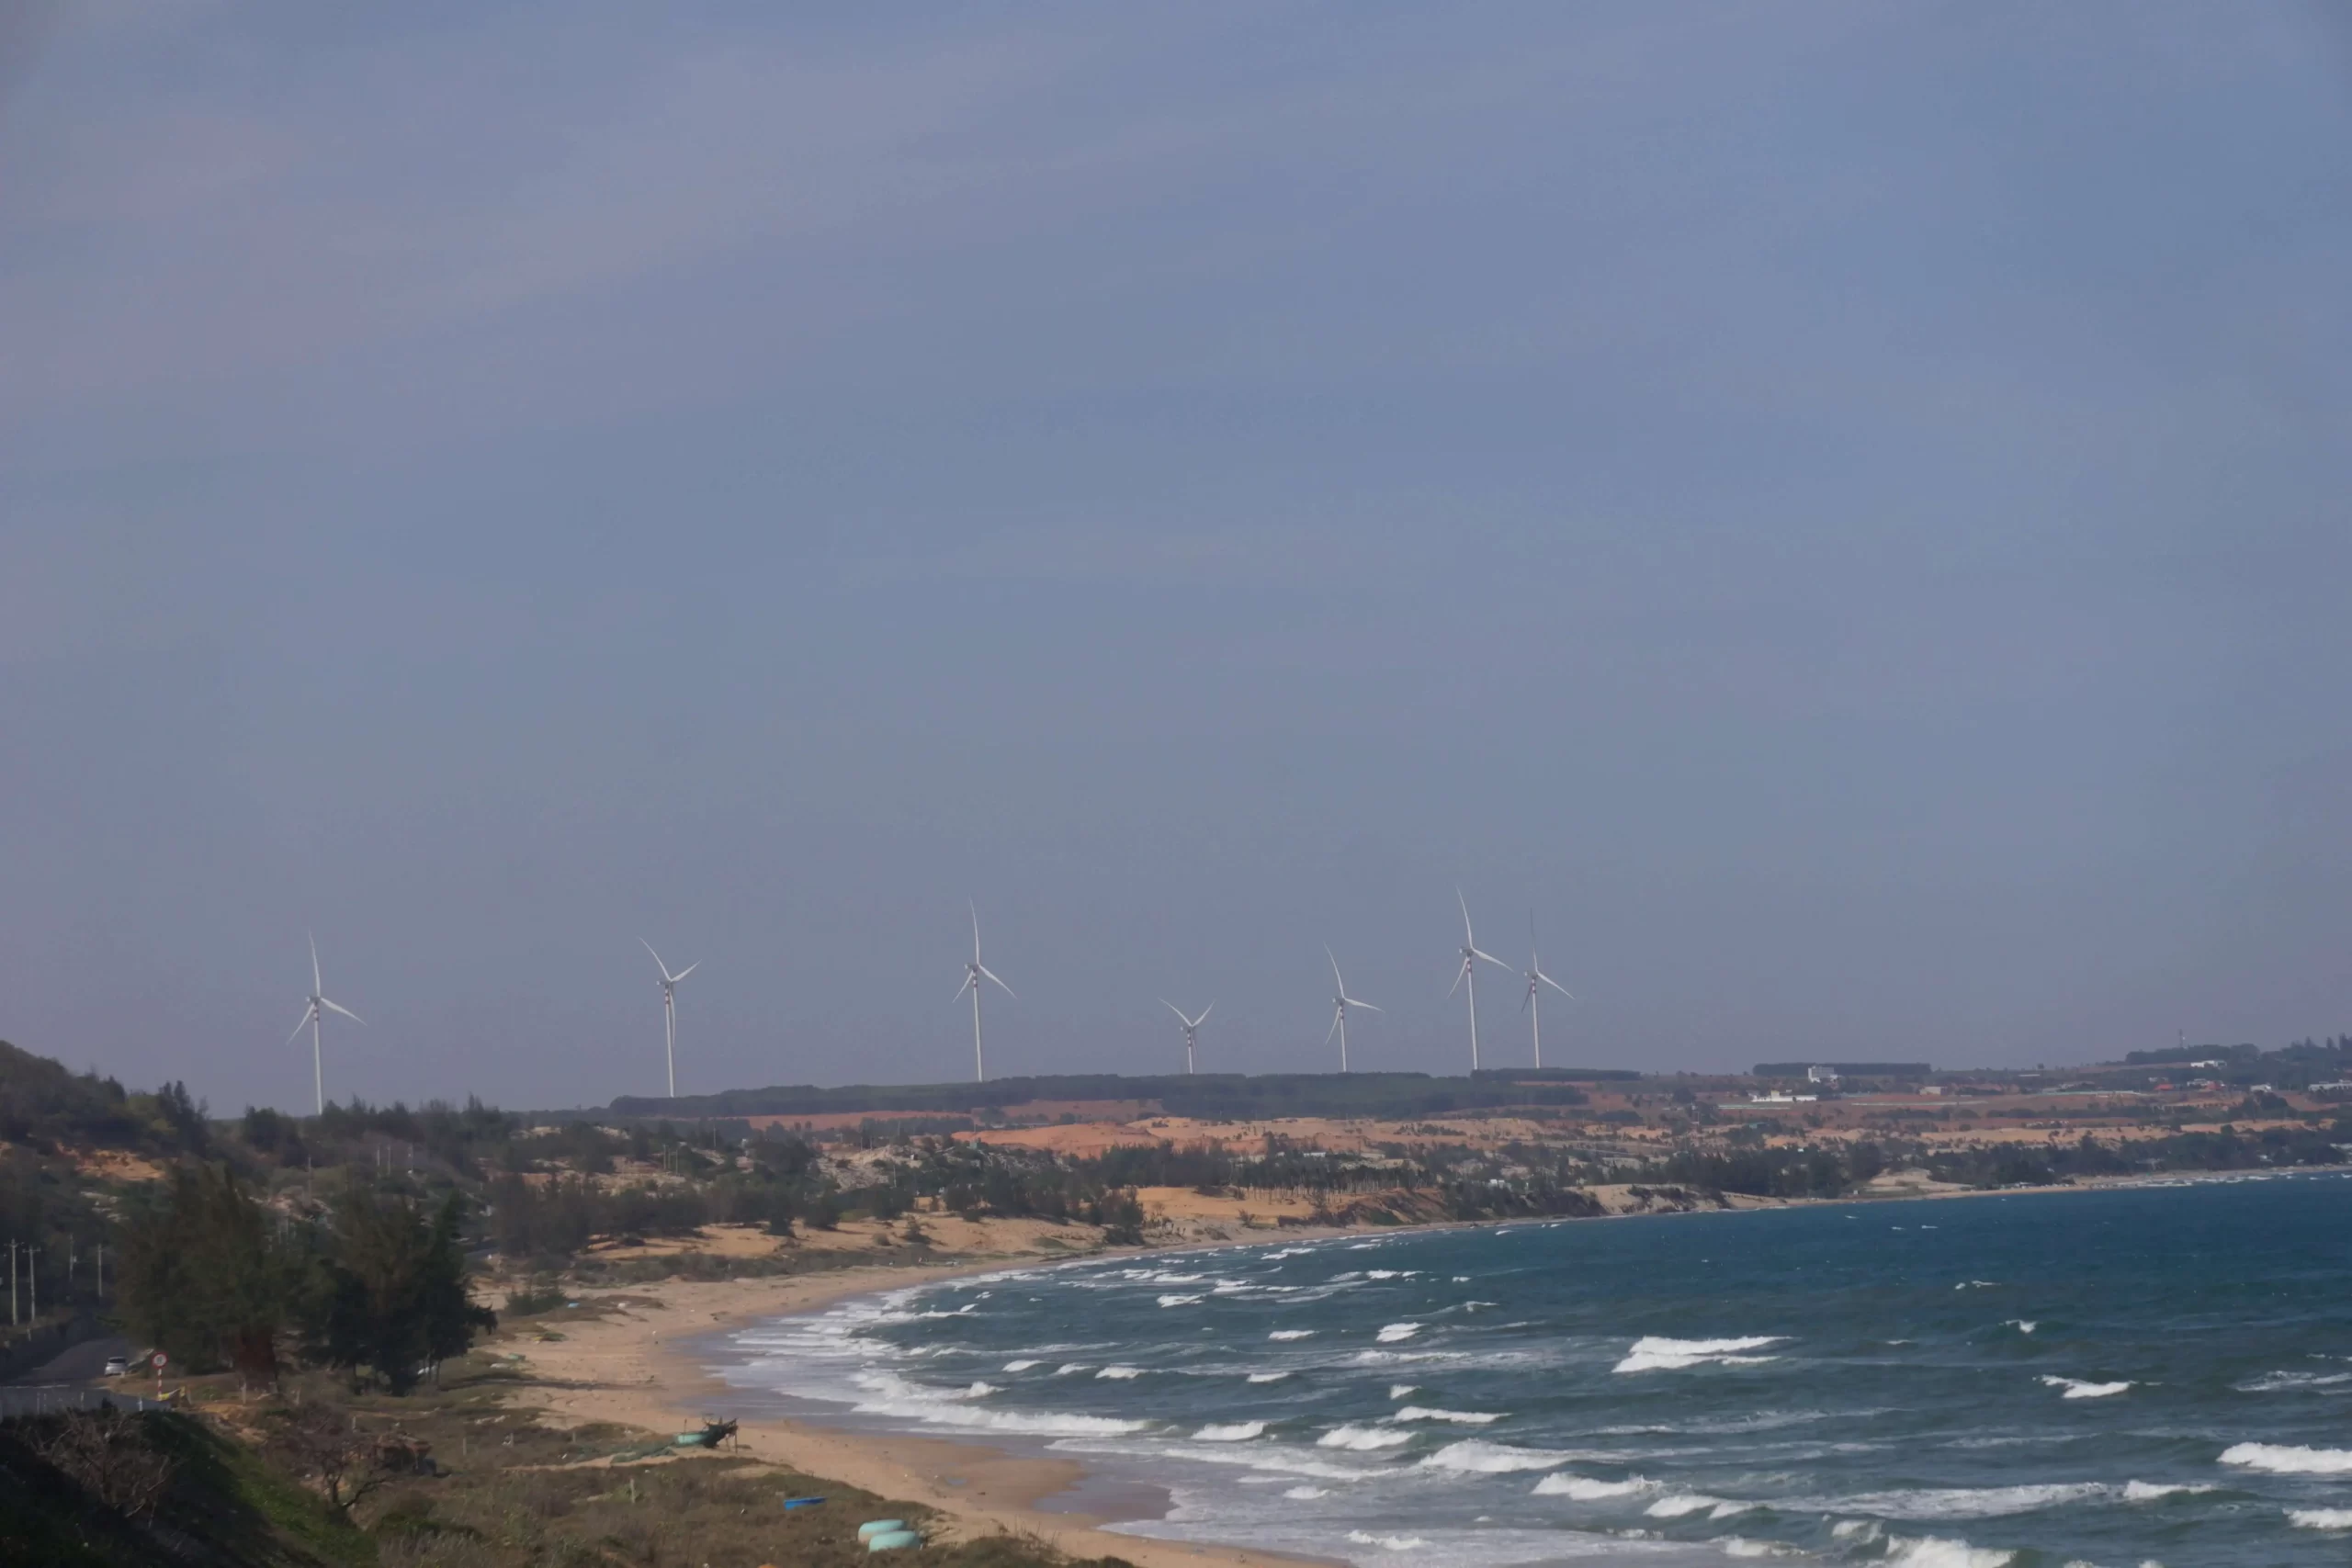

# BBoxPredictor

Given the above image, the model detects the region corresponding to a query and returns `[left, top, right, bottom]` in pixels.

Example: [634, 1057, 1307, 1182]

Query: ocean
[708, 1172, 2352, 1568]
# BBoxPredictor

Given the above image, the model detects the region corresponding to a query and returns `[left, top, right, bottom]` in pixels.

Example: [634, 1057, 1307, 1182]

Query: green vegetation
[623, 1068, 1595, 1122]
[0, 1368, 1127, 1568]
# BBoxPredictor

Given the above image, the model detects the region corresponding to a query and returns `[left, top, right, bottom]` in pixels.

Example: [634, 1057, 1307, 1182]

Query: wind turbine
[287, 932, 363, 1116]
[1520, 919, 1575, 1069]
[1161, 1000, 1213, 1075]
[1448, 889, 1513, 1071]
[1325, 946, 1381, 1071]
[640, 940, 699, 1099]
[956, 902, 1014, 1082]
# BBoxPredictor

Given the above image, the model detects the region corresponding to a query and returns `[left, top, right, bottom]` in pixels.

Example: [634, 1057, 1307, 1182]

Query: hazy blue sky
[4, 4, 2348, 1113]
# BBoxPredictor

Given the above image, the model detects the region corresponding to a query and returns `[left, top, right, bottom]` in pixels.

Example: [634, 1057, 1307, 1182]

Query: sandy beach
[511, 1257, 1336, 1568]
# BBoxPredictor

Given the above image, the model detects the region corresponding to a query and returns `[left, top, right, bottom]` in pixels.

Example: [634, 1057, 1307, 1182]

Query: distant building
[1807, 1065, 1840, 1084]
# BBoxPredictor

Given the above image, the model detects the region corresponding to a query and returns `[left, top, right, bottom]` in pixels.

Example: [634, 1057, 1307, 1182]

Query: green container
[866, 1529, 922, 1552]
[856, 1520, 908, 1540]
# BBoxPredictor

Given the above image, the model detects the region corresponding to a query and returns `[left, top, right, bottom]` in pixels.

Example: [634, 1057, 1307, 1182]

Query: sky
[3, 3, 2348, 1114]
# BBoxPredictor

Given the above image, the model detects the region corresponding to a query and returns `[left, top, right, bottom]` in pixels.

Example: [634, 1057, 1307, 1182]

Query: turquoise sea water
[711, 1173, 2352, 1568]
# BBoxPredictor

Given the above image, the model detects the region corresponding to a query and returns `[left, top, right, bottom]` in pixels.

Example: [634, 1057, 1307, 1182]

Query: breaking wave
[1613, 1335, 1784, 1373]
[2221, 1442, 2352, 1474]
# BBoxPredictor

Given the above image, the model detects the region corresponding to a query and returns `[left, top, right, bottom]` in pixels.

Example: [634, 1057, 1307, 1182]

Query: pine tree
[315, 1183, 492, 1393]
[117, 1163, 300, 1387]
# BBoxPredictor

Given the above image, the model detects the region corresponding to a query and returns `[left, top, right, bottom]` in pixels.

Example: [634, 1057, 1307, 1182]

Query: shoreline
[512, 1167, 2333, 1567]
[514, 1256, 1346, 1567]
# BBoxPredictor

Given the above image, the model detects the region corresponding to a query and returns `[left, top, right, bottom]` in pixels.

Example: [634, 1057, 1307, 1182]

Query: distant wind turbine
[1520, 918, 1575, 1069]
[1325, 946, 1381, 1071]
[641, 940, 699, 1099]
[1449, 889, 1513, 1071]
[956, 902, 1015, 1082]
[1161, 1000, 1214, 1075]
[287, 932, 363, 1116]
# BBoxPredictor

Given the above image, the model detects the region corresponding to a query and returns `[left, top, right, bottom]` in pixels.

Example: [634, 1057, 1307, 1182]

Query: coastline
[514, 1251, 1356, 1568]
[510, 1168, 2329, 1567]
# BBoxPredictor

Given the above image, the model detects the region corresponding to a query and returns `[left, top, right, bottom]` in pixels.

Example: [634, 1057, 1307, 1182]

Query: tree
[117, 1164, 303, 1388]
[314, 1185, 493, 1393]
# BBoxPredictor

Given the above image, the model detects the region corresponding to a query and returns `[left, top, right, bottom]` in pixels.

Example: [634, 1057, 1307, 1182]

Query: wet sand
[512, 1259, 1335, 1566]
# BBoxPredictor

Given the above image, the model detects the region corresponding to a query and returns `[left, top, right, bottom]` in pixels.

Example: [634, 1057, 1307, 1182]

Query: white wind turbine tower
[1161, 1000, 1213, 1075]
[956, 902, 1014, 1082]
[1325, 946, 1381, 1071]
[1449, 889, 1513, 1071]
[1520, 919, 1574, 1069]
[640, 941, 699, 1099]
[287, 932, 363, 1115]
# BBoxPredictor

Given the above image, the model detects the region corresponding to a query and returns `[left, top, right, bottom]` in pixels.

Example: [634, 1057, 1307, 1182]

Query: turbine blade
[978, 964, 1015, 998]
[1327, 1007, 1343, 1044]
[319, 998, 364, 1025]
[642, 938, 669, 976]
[1196, 1002, 1213, 1027]
[1457, 886, 1473, 943]
[1447, 962, 1466, 999]
[1521, 986, 1533, 1014]
[1351, 998, 1383, 1013]
[286, 1003, 317, 1047]
[969, 899, 981, 961]
[1327, 945, 1345, 991]
[1473, 946, 1511, 970]
[310, 931, 322, 994]
[1541, 974, 1575, 999]
[955, 971, 976, 1001]
[673, 961, 699, 983]
[1161, 998, 1187, 1023]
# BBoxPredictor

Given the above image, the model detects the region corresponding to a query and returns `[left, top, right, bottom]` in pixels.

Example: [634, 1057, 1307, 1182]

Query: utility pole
[8, 1239, 17, 1327]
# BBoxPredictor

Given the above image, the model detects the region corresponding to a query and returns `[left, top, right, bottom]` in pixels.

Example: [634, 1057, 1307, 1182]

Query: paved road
[4, 1333, 131, 1387]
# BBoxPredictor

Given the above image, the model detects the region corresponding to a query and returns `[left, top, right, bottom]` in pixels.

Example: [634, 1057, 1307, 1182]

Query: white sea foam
[1368, 1269, 1403, 1280]
[1268, 1330, 1316, 1341]
[2289, 1508, 2352, 1529]
[1001, 1359, 1040, 1371]
[1724, 1541, 1791, 1559]
[849, 1391, 1148, 1437]
[1158, 1293, 1204, 1307]
[1421, 1439, 1577, 1473]
[1830, 1520, 1882, 1542]
[1645, 1493, 1752, 1520]
[1345, 1531, 1429, 1551]
[1388, 1384, 1417, 1400]
[1392, 1406, 1503, 1425]
[1955, 1280, 2001, 1291]
[2222, 1441, 2352, 1474]
[2123, 1481, 2215, 1501]
[1377, 1322, 1422, 1343]
[1193, 1421, 1267, 1442]
[2006, 1320, 2037, 1335]
[1246, 1371, 1291, 1383]
[1096, 1366, 1143, 1380]
[1318, 1425, 1414, 1451]
[2238, 1369, 2352, 1393]
[1533, 1472, 1655, 1499]
[1055, 1363, 1089, 1375]
[1880, 1538, 2015, 1568]
[1826, 1484, 2104, 1519]
[962, 1382, 999, 1397]
[1612, 1335, 1783, 1373]
[2040, 1376, 2132, 1399]
[1283, 1485, 1328, 1499]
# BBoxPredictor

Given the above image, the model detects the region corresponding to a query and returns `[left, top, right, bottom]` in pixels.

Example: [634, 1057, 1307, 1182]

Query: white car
[102, 1355, 130, 1377]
